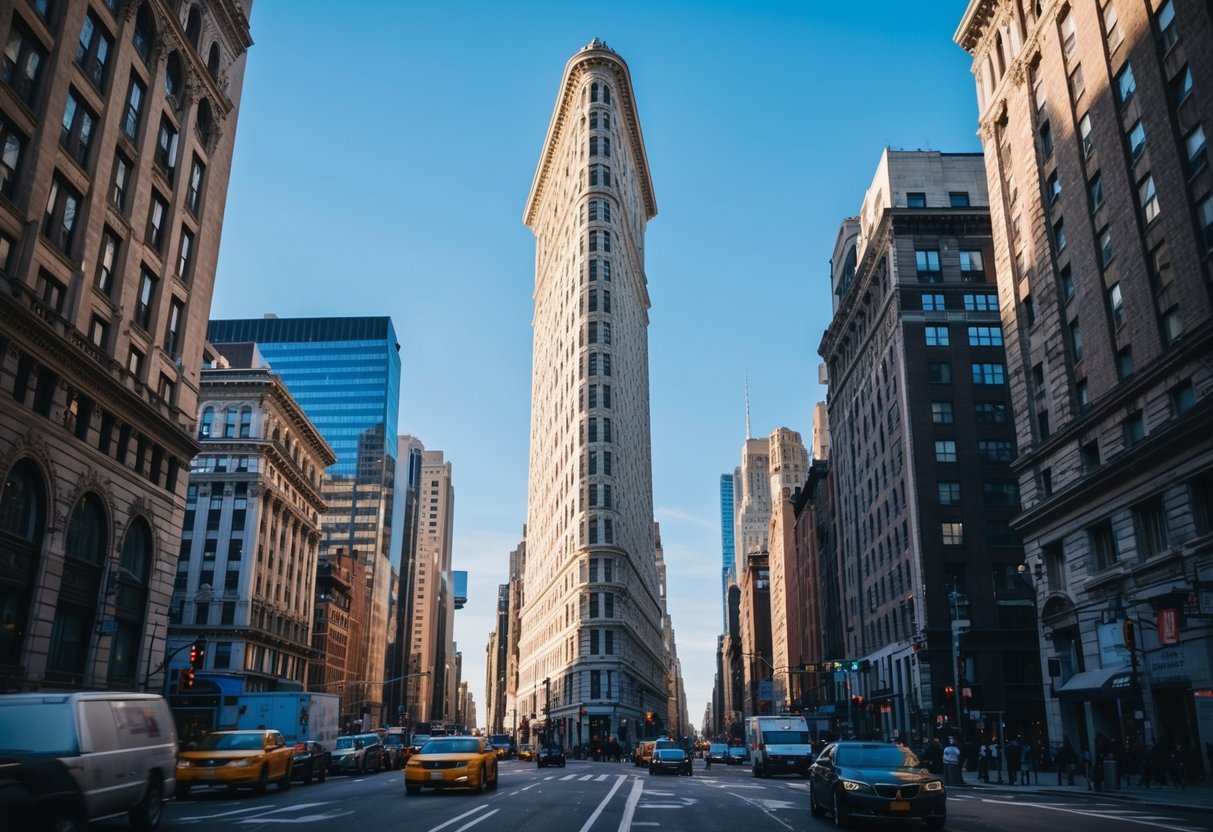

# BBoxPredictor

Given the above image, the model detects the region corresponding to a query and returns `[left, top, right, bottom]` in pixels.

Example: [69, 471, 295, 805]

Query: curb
[949, 782, 1212, 812]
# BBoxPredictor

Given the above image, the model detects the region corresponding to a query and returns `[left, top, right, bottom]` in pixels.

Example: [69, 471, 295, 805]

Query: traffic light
[1122, 619, 1136, 652]
[944, 685, 955, 698]
[189, 637, 207, 669]
[180, 667, 196, 690]
[851, 695, 864, 707]
[645, 710, 654, 724]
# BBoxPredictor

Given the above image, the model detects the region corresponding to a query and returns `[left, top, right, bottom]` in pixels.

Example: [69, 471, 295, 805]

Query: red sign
[1158, 608, 1180, 645]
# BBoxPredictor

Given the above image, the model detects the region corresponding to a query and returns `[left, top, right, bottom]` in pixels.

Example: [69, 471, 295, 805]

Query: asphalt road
[92, 757, 1213, 832]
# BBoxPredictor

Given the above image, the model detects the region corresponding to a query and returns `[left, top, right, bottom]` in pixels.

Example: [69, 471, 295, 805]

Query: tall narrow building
[519, 39, 664, 749]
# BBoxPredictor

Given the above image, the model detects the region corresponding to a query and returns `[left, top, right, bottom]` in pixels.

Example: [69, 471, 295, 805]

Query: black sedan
[292, 741, 331, 784]
[536, 745, 566, 768]
[726, 745, 748, 765]
[649, 748, 692, 776]
[808, 741, 945, 829]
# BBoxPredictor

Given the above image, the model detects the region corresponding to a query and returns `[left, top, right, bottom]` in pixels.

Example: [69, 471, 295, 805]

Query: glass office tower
[720, 473, 735, 630]
[208, 316, 401, 721]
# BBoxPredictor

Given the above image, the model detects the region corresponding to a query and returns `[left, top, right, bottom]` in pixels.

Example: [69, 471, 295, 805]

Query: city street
[91, 758, 1213, 832]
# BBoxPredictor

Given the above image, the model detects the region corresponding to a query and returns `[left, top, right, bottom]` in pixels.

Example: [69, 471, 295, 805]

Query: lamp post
[949, 583, 969, 741]
[741, 652, 775, 715]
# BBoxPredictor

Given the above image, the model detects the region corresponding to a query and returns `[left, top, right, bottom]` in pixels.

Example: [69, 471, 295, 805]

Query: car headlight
[226, 758, 255, 767]
[406, 758, 421, 767]
[177, 760, 191, 768]
[841, 779, 873, 793]
[923, 780, 944, 792]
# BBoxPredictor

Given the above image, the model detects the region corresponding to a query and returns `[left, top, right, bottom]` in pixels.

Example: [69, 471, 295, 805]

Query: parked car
[649, 748, 692, 776]
[291, 741, 330, 785]
[0, 691, 177, 830]
[381, 732, 408, 769]
[706, 743, 730, 765]
[404, 736, 499, 794]
[176, 729, 293, 798]
[808, 741, 945, 829]
[536, 745, 566, 768]
[726, 745, 748, 765]
[329, 734, 383, 776]
[517, 743, 536, 762]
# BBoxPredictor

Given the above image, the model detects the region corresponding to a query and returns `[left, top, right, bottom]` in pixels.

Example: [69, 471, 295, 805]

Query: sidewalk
[950, 770, 1213, 810]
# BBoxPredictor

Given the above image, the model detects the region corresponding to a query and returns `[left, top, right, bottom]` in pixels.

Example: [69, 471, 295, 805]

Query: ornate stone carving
[1009, 59, 1026, 86]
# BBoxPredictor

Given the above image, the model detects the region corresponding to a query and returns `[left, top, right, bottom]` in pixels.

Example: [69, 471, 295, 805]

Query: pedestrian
[1021, 743, 1032, 785]
[1169, 743, 1187, 790]
[1083, 746, 1093, 789]
[1006, 737, 1022, 785]
[943, 736, 963, 785]
[989, 738, 1001, 783]
[1056, 737, 1076, 786]
[922, 736, 944, 775]
[978, 742, 989, 782]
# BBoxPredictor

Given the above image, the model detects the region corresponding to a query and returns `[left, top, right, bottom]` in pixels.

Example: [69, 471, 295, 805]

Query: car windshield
[763, 730, 810, 744]
[655, 749, 686, 760]
[422, 739, 481, 754]
[0, 699, 79, 755]
[198, 733, 265, 751]
[384, 735, 403, 747]
[710, 744, 728, 754]
[728, 747, 746, 755]
[835, 745, 922, 769]
[335, 736, 356, 750]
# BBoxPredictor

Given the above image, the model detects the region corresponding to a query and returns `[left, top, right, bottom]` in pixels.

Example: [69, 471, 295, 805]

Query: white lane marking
[596, 774, 612, 781]
[451, 808, 499, 832]
[570, 773, 628, 832]
[976, 798, 1195, 831]
[723, 789, 797, 832]
[519, 783, 538, 791]
[423, 803, 490, 832]
[616, 777, 645, 832]
[580, 774, 595, 781]
[561, 774, 578, 781]
[632, 824, 660, 827]
[178, 805, 268, 821]
[238, 809, 355, 824]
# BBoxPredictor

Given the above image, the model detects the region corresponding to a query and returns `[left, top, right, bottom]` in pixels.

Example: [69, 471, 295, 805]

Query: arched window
[165, 51, 183, 97]
[132, 2, 156, 64]
[224, 407, 237, 437]
[207, 42, 221, 81]
[0, 460, 47, 668]
[48, 493, 108, 679]
[602, 85, 611, 105]
[185, 5, 202, 49]
[195, 98, 215, 146]
[110, 518, 151, 684]
[239, 406, 252, 438]
[199, 406, 215, 438]
[590, 82, 599, 103]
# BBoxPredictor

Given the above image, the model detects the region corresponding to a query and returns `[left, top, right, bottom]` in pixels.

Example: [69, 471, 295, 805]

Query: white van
[748, 714, 813, 778]
[0, 691, 177, 830]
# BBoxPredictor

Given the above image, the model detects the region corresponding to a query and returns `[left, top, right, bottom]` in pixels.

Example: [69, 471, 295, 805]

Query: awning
[1055, 665, 1133, 702]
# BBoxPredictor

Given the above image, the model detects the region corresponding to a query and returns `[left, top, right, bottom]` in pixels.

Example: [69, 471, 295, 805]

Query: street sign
[95, 619, 117, 636]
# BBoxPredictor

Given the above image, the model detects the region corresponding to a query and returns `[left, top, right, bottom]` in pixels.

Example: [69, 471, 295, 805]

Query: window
[0, 119, 24, 199]
[110, 151, 132, 211]
[1076, 379, 1090, 411]
[1128, 120, 1146, 160]
[96, 228, 120, 295]
[1104, 2, 1123, 50]
[164, 297, 184, 355]
[1139, 175, 1160, 223]
[921, 293, 945, 311]
[1069, 319, 1083, 360]
[1161, 307, 1184, 345]
[1069, 64, 1085, 100]
[147, 192, 168, 250]
[1124, 410, 1146, 445]
[1133, 496, 1170, 559]
[928, 362, 951, 383]
[968, 325, 1003, 346]
[1060, 10, 1077, 58]
[1053, 218, 1066, 251]
[1046, 170, 1061, 202]
[1186, 126, 1208, 172]
[972, 363, 1006, 384]
[155, 115, 178, 178]
[975, 402, 1007, 423]
[589, 164, 611, 187]
[2, 20, 47, 106]
[37, 271, 66, 314]
[1158, 0, 1177, 50]
[1172, 380, 1196, 415]
[979, 440, 1015, 463]
[176, 226, 194, 279]
[949, 191, 970, 207]
[915, 249, 941, 281]
[963, 292, 996, 312]
[89, 315, 109, 349]
[1032, 362, 1045, 388]
[60, 89, 97, 167]
[907, 192, 926, 208]
[956, 250, 983, 277]
[1088, 171, 1103, 210]
[925, 326, 949, 347]
[934, 440, 957, 462]
[122, 76, 146, 139]
[1107, 283, 1124, 326]
[1117, 63, 1136, 104]
[135, 268, 157, 329]
[1200, 196, 1213, 251]
[1039, 120, 1053, 157]
[1099, 229, 1113, 267]
[128, 347, 144, 378]
[1079, 113, 1093, 158]
[938, 482, 961, 505]
[1059, 264, 1073, 301]
[1118, 346, 1134, 379]
[76, 10, 113, 88]
[984, 481, 1018, 505]
[1089, 520, 1118, 570]
[207, 42, 220, 81]
[43, 175, 82, 253]
[132, 3, 155, 63]
[941, 522, 964, 545]
[186, 155, 204, 214]
[931, 401, 954, 424]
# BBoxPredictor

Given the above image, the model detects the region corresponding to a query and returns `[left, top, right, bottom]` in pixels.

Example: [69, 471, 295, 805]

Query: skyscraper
[207, 316, 400, 723]
[719, 473, 735, 629]
[0, 0, 252, 692]
[518, 39, 664, 748]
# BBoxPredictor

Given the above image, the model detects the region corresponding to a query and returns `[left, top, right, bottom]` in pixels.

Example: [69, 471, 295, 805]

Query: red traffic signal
[189, 637, 207, 669]
[644, 710, 654, 723]
[180, 667, 196, 690]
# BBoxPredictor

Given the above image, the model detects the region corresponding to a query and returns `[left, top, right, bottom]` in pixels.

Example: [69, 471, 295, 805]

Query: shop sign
[1147, 646, 1188, 684]
[1158, 608, 1180, 645]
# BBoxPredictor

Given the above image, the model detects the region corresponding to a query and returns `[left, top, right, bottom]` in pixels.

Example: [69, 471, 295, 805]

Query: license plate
[429, 772, 444, 780]
[889, 800, 911, 811]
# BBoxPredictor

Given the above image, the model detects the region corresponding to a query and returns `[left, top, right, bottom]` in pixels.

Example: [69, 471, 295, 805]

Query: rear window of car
[422, 739, 481, 754]
[0, 698, 79, 756]
[654, 740, 678, 749]
[384, 734, 404, 746]
[655, 749, 685, 760]
[198, 733, 264, 751]
[335, 736, 355, 749]
[835, 745, 920, 769]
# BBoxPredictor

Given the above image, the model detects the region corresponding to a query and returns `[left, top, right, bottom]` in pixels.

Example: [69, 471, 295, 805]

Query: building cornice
[199, 369, 336, 467]
[523, 42, 657, 228]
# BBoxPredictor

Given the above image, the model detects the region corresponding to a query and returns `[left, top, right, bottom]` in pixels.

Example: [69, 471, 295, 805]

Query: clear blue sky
[212, 0, 981, 731]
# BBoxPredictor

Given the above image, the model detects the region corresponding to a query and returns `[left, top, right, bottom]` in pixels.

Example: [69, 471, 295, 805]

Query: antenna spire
[745, 371, 752, 440]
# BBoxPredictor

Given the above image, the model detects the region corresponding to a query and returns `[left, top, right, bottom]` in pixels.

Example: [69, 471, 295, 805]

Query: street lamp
[949, 584, 969, 741]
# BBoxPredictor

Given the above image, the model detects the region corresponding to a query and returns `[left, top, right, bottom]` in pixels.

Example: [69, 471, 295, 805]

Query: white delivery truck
[748, 714, 813, 778]
[233, 691, 340, 746]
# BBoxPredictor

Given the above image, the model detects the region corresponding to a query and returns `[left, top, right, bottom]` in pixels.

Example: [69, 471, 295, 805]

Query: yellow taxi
[517, 743, 535, 762]
[404, 735, 499, 795]
[175, 729, 294, 798]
